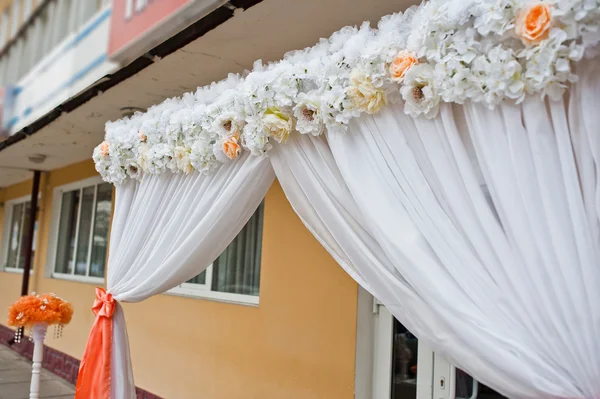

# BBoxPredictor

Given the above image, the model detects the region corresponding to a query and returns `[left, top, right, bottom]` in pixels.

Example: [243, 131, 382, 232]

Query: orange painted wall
[0, 160, 360, 399]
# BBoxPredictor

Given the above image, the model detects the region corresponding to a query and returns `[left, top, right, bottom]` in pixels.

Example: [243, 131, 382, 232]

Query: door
[372, 301, 506, 399]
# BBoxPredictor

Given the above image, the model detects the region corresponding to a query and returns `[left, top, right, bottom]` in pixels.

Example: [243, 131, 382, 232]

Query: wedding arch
[77, 0, 600, 398]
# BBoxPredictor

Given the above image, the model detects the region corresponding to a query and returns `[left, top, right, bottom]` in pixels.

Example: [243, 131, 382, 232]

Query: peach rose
[139, 131, 147, 142]
[389, 51, 419, 82]
[223, 136, 241, 160]
[99, 141, 109, 157]
[515, 3, 551, 44]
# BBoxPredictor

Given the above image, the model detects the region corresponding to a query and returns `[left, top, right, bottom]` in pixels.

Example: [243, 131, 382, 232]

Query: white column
[29, 323, 47, 399]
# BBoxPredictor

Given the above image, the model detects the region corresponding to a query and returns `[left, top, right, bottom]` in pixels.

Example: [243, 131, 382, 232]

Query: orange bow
[75, 288, 115, 399]
[92, 288, 116, 318]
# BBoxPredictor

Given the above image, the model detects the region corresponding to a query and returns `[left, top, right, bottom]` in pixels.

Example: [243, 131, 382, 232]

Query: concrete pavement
[0, 345, 74, 399]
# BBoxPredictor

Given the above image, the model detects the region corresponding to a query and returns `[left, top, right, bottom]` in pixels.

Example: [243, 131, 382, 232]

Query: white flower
[261, 108, 292, 144]
[242, 115, 272, 156]
[293, 93, 324, 136]
[146, 143, 174, 175]
[212, 111, 244, 138]
[190, 138, 218, 174]
[400, 63, 441, 119]
[173, 146, 193, 174]
[346, 68, 387, 114]
[95, 0, 599, 183]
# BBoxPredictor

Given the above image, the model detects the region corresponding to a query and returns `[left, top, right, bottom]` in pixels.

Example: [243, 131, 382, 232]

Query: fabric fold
[75, 288, 115, 399]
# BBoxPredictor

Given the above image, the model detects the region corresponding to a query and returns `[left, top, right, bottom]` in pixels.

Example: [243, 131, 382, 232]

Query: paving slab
[0, 345, 74, 399]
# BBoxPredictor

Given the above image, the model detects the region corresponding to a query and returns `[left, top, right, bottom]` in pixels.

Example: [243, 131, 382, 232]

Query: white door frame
[356, 289, 458, 399]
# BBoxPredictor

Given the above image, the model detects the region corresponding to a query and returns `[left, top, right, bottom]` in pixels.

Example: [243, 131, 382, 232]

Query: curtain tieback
[75, 288, 116, 399]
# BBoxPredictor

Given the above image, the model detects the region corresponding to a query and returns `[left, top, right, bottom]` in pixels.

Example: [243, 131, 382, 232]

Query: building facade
[0, 159, 361, 398]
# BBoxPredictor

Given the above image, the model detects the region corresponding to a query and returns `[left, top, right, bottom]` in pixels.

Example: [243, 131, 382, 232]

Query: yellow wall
[0, 160, 360, 399]
[0, 178, 36, 328]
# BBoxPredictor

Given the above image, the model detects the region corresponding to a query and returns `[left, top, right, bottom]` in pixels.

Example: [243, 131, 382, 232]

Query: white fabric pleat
[272, 59, 599, 398]
[106, 152, 274, 399]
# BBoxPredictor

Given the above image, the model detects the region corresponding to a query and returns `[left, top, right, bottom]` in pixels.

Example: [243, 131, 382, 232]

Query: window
[170, 202, 264, 305]
[1, 197, 37, 272]
[50, 177, 113, 282]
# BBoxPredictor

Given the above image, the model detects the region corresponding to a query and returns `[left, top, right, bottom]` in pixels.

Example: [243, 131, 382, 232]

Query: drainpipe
[20, 170, 41, 295]
[8, 170, 41, 345]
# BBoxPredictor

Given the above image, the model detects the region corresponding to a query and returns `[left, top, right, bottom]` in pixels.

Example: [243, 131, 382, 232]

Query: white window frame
[22, 0, 32, 22]
[1, 194, 38, 274]
[167, 204, 264, 306]
[46, 175, 110, 285]
[1, 9, 9, 47]
[10, 0, 20, 38]
[168, 264, 259, 306]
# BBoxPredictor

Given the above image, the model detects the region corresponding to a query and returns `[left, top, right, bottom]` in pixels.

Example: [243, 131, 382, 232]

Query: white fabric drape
[106, 152, 274, 398]
[272, 59, 599, 398]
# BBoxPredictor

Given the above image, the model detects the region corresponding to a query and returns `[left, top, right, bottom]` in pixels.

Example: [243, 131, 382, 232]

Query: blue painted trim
[9, 53, 107, 129]
[6, 116, 18, 128]
[73, 8, 111, 47]
[20, 8, 112, 84]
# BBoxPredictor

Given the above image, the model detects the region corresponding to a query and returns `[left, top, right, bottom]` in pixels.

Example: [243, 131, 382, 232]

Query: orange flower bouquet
[8, 293, 73, 342]
[8, 293, 73, 399]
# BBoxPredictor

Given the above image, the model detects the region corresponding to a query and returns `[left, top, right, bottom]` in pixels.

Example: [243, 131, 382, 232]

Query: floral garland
[95, 0, 600, 184]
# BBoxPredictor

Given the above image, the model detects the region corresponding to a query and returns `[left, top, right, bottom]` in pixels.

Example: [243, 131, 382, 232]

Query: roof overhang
[0, 0, 419, 187]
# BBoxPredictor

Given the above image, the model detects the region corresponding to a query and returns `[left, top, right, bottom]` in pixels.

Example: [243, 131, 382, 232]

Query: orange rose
[99, 141, 109, 157]
[389, 51, 419, 82]
[515, 3, 551, 44]
[223, 136, 241, 160]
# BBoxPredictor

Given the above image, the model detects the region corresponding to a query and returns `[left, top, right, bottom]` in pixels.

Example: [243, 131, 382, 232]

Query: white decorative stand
[29, 323, 47, 399]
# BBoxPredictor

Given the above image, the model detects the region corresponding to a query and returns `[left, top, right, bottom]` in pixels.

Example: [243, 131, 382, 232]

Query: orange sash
[75, 288, 116, 399]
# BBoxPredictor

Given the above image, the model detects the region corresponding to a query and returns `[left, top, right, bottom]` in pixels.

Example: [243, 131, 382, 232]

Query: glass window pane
[74, 186, 95, 275]
[55, 190, 80, 274]
[455, 370, 506, 399]
[391, 318, 418, 399]
[89, 183, 112, 278]
[6, 203, 23, 269]
[17, 201, 32, 269]
[211, 203, 263, 295]
[186, 271, 206, 285]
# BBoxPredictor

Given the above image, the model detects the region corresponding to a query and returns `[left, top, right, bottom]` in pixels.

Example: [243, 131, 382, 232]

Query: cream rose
[222, 136, 241, 160]
[347, 69, 387, 114]
[173, 146, 193, 174]
[389, 51, 419, 82]
[262, 108, 292, 144]
[515, 3, 552, 44]
[98, 141, 110, 157]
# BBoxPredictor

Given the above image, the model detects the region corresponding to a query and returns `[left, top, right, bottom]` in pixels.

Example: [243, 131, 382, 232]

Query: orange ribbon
[75, 288, 116, 399]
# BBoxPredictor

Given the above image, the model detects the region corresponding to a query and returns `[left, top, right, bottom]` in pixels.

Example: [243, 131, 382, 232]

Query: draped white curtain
[271, 58, 600, 398]
[105, 152, 274, 398]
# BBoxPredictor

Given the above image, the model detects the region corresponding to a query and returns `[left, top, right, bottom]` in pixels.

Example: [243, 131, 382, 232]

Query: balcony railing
[0, 0, 109, 87]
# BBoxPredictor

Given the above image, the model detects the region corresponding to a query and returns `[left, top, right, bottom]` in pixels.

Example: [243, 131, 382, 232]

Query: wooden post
[29, 323, 47, 399]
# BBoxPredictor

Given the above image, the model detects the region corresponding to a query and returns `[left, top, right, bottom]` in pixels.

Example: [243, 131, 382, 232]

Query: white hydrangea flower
[242, 115, 272, 156]
[146, 143, 174, 175]
[190, 138, 218, 174]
